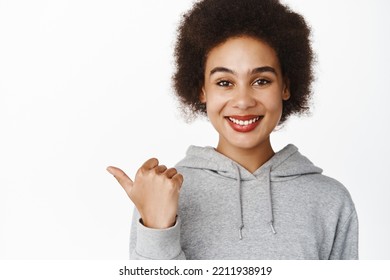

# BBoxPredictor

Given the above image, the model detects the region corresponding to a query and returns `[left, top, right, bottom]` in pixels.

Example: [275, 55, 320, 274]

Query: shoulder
[295, 173, 356, 214]
[307, 173, 351, 197]
[274, 144, 355, 208]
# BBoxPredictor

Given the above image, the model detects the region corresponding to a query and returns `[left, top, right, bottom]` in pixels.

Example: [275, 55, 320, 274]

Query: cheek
[205, 93, 227, 113]
[263, 94, 283, 113]
[261, 94, 284, 126]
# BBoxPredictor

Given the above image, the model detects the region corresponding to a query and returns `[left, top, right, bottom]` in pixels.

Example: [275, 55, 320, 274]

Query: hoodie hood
[176, 144, 323, 238]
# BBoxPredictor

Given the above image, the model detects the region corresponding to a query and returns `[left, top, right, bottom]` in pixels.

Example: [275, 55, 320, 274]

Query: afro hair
[172, 0, 314, 124]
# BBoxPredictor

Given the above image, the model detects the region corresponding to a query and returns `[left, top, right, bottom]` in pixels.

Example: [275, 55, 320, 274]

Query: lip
[225, 115, 263, 133]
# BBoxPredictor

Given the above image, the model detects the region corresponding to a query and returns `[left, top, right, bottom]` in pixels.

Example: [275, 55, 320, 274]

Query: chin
[229, 139, 266, 150]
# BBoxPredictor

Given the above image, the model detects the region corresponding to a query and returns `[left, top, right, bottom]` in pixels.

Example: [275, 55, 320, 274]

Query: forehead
[205, 36, 281, 72]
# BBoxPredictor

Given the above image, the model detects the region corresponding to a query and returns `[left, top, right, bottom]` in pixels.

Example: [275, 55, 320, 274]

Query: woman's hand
[106, 158, 183, 229]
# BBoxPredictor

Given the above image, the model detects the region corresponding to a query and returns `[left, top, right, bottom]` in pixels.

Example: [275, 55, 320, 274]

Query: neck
[216, 137, 275, 173]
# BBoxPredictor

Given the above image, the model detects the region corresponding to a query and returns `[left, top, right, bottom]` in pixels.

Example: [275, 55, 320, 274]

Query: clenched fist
[106, 158, 183, 229]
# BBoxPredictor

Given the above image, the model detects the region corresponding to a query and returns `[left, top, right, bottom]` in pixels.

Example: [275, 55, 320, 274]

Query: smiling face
[201, 36, 290, 157]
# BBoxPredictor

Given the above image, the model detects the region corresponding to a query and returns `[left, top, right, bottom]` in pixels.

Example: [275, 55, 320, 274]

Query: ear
[282, 79, 290, 101]
[282, 87, 290, 101]
[199, 87, 207, 103]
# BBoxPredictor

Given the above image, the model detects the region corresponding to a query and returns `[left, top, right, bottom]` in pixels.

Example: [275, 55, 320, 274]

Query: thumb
[106, 166, 134, 194]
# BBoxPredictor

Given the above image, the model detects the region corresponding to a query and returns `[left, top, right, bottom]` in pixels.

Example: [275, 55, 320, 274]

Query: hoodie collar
[176, 144, 322, 238]
[176, 144, 322, 180]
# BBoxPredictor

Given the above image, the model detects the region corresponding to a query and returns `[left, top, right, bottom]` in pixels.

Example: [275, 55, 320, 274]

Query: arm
[107, 158, 186, 259]
[130, 208, 186, 259]
[329, 210, 359, 260]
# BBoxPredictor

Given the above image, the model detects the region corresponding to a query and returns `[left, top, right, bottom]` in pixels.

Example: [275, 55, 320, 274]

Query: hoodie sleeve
[129, 207, 186, 260]
[329, 210, 359, 260]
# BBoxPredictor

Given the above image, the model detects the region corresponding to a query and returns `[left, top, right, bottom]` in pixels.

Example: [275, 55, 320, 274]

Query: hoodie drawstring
[232, 164, 244, 240]
[265, 166, 277, 234]
[232, 163, 276, 239]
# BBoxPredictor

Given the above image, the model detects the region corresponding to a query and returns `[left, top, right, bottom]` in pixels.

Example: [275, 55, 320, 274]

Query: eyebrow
[209, 66, 277, 76]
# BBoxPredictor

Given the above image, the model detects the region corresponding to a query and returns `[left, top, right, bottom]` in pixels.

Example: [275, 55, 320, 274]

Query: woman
[107, 0, 358, 259]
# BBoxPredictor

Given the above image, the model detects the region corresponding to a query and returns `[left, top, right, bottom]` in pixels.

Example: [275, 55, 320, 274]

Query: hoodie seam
[180, 167, 240, 181]
[203, 169, 235, 180]
[270, 149, 298, 171]
[338, 209, 357, 234]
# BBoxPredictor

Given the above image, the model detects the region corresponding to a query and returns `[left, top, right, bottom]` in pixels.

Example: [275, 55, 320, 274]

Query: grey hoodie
[129, 144, 358, 259]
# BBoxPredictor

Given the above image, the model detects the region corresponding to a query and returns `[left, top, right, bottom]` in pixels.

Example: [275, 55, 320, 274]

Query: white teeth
[228, 116, 261, 126]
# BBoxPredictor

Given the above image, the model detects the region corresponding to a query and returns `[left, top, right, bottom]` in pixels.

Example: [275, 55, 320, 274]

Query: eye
[216, 80, 233, 87]
[253, 78, 271, 86]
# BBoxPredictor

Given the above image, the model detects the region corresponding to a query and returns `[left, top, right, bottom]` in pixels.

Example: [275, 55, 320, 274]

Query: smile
[228, 116, 261, 126]
[226, 115, 263, 133]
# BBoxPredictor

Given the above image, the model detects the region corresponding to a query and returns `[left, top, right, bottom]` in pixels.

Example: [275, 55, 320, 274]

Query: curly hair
[172, 0, 314, 124]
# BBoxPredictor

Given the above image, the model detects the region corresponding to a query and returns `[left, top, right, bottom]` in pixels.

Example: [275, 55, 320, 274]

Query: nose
[232, 86, 256, 110]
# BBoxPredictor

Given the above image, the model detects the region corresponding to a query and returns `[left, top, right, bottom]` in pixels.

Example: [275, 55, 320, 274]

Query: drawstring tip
[270, 222, 276, 234]
[239, 226, 244, 240]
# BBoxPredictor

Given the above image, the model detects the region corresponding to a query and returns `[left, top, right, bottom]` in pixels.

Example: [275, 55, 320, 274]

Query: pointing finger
[106, 166, 133, 193]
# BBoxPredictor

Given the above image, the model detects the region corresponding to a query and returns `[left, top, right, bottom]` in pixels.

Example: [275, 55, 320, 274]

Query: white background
[0, 0, 389, 259]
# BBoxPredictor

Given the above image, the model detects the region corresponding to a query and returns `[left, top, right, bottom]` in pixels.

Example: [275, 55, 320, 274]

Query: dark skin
[107, 36, 290, 229]
[200, 36, 290, 173]
[107, 158, 183, 229]
[173, 0, 313, 125]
